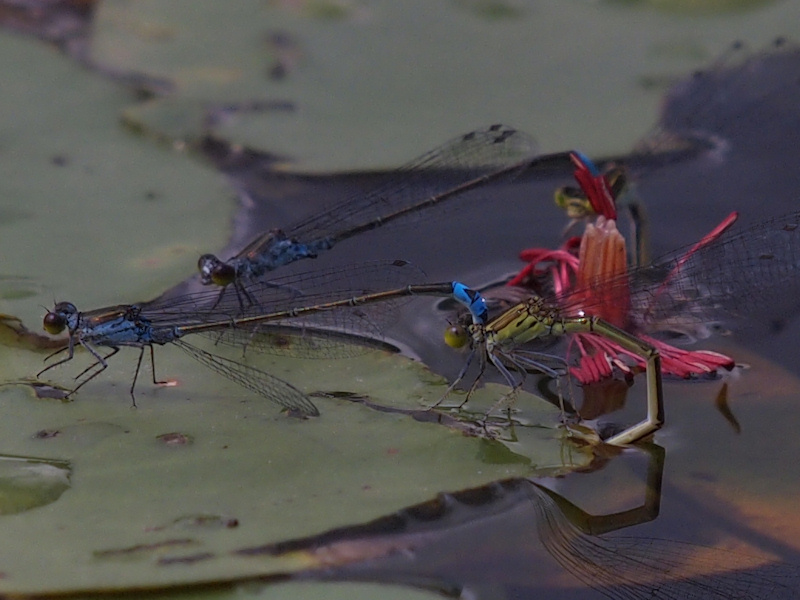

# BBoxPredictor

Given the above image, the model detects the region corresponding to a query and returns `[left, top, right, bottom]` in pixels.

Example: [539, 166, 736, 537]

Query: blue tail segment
[451, 282, 488, 325]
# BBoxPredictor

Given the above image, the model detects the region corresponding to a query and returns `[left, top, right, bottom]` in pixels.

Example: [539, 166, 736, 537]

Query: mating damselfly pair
[38, 124, 531, 416]
[35, 118, 800, 446]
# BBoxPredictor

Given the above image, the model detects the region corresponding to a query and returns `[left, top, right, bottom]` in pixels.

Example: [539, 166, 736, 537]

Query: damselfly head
[43, 302, 77, 335]
[197, 254, 235, 286]
[444, 324, 469, 349]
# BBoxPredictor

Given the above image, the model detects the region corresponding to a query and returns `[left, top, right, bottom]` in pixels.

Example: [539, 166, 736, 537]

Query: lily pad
[0, 30, 231, 331]
[605, 0, 779, 13]
[91, 0, 800, 171]
[0, 329, 590, 593]
[0, 31, 595, 593]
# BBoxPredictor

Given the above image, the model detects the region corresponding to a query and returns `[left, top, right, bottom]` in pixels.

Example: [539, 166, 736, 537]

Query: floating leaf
[0, 455, 71, 515]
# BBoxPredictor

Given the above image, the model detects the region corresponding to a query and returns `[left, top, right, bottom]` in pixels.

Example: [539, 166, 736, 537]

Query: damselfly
[197, 124, 572, 304]
[446, 292, 663, 446]
[38, 261, 489, 415]
[450, 210, 800, 444]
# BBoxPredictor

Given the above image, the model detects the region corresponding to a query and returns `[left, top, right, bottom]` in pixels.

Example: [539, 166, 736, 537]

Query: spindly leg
[234, 280, 258, 312]
[37, 344, 73, 377]
[501, 350, 571, 421]
[431, 346, 482, 409]
[148, 343, 169, 386]
[484, 350, 524, 418]
[68, 345, 121, 398]
[210, 285, 229, 311]
[126, 345, 152, 407]
[457, 349, 489, 408]
[209, 280, 257, 313]
[72, 347, 120, 382]
[37, 335, 120, 397]
[38, 332, 83, 377]
[125, 344, 172, 407]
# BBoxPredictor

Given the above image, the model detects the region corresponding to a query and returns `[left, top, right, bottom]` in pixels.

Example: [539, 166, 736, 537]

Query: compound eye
[210, 263, 236, 287]
[198, 254, 219, 283]
[52, 301, 77, 314]
[444, 324, 469, 349]
[198, 254, 235, 286]
[43, 311, 67, 335]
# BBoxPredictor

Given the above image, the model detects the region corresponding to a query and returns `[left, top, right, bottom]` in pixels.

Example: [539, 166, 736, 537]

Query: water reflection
[236, 443, 800, 598]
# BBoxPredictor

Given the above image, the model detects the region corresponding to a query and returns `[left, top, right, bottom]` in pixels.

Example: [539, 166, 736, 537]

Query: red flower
[570, 151, 617, 220]
[509, 154, 736, 384]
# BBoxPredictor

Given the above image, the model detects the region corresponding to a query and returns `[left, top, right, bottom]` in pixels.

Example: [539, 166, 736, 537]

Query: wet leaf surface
[0, 324, 586, 593]
[0, 455, 71, 515]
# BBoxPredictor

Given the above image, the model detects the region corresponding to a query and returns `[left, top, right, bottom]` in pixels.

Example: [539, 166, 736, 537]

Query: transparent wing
[172, 339, 319, 416]
[280, 124, 540, 243]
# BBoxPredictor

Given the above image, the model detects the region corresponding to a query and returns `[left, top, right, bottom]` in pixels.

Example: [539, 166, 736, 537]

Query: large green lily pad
[0, 328, 589, 593]
[94, 0, 800, 171]
[0, 34, 231, 330]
